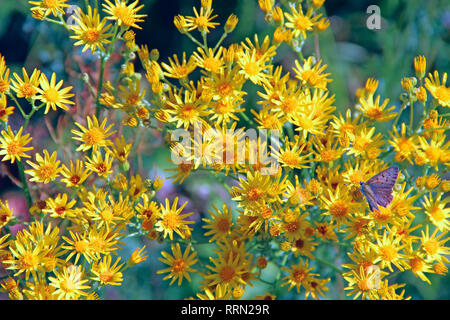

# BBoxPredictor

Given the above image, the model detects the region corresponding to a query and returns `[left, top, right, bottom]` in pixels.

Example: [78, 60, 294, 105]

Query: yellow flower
[202, 203, 233, 242]
[293, 57, 332, 90]
[281, 259, 317, 293]
[70, 6, 113, 53]
[25, 150, 61, 184]
[161, 52, 196, 79]
[0, 54, 10, 94]
[129, 245, 148, 265]
[62, 230, 94, 264]
[43, 193, 76, 219]
[102, 0, 147, 29]
[231, 171, 272, 214]
[414, 55, 426, 79]
[91, 255, 124, 286]
[192, 46, 225, 73]
[237, 48, 271, 85]
[0, 94, 14, 122]
[425, 71, 449, 107]
[388, 123, 417, 164]
[271, 136, 312, 169]
[420, 225, 449, 263]
[185, 6, 219, 33]
[155, 197, 194, 240]
[11, 68, 41, 99]
[109, 136, 132, 163]
[203, 253, 246, 290]
[60, 160, 90, 188]
[284, 6, 320, 39]
[157, 243, 198, 285]
[0, 125, 33, 163]
[36, 72, 75, 114]
[344, 265, 383, 300]
[371, 230, 407, 272]
[48, 265, 90, 299]
[358, 95, 396, 122]
[28, 0, 70, 18]
[72, 115, 115, 152]
[0, 200, 13, 228]
[321, 186, 359, 227]
[422, 193, 449, 231]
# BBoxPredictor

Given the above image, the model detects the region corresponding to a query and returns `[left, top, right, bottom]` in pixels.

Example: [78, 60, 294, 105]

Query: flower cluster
[0, 0, 448, 300]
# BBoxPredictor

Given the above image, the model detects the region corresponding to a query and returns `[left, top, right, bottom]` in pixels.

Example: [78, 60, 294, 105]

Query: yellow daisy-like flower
[161, 52, 197, 79]
[0, 126, 33, 163]
[166, 88, 209, 129]
[271, 136, 312, 170]
[425, 71, 449, 107]
[48, 265, 91, 300]
[25, 150, 61, 184]
[422, 193, 449, 231]
[388, 123, 417, 164]
[192, 46, 225, 74]
[237, 48, 271, 85]
[293, 57, 332, 90]
[91, 255, 124, 286]
[155, 197, 194, 240]
[102, 0, 147, 29]
[284, 6, 320, 39]
[185, 6, 219, 33]
[43, 193, 76, 219]
[72, 115, 115, 152]
[371, 230, 407, 272]
[231, 170, 272, 214]
[85, 150, 114, 178]
[28, 0, 70, 18]
[202, 203, 233, 242]
[204, 253, 247, 290]
[62, 231, 94, 265]
[60, 159, 90, 188]
[70, 6, 113, 53]
[320, 185, 359, 227]
[157, 243, 198, 286]
[358, 95, 396, 122]
[420, 225, 449, 263]
[36, 72, 75, 114]
[281, 259, 317, 293]
[0, 54, 10, 94]
[0, 199, 13, 228]
[10, 68, 41, 99]
[0, 94, 14, 122]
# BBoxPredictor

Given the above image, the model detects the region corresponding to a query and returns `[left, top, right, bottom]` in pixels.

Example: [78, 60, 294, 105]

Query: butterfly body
[360, 166, 399, 212]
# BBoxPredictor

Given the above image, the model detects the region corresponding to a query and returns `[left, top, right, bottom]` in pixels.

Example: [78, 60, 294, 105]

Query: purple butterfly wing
[366, 166, 399, 209]
[366, 166, 399, 189]
[361, 184, 379, 212]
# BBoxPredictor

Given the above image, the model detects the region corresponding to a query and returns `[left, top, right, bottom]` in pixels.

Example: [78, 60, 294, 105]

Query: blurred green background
[0, 0, 449, 299]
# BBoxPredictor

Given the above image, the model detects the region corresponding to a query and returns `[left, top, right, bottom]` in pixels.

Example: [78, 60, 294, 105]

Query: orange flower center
[20, 83, 36, 97]
[172, 258, 186, 273]
[84, 29, 100, 43]
[84, 127, 104, 146]
[219, 265, 236, 282]
[247, 187, 263, 201]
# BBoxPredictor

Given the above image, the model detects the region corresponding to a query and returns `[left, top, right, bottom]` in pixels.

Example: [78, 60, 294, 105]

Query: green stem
[409, 99, 414, 135]
[17, 160, 32, 209]
[213, 32, 227, 53]
[185, 32, 204, 48]
[7, 93, 26, 118]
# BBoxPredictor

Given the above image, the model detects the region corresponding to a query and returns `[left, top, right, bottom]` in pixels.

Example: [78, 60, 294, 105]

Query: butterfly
[360, 166, 399, 212]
